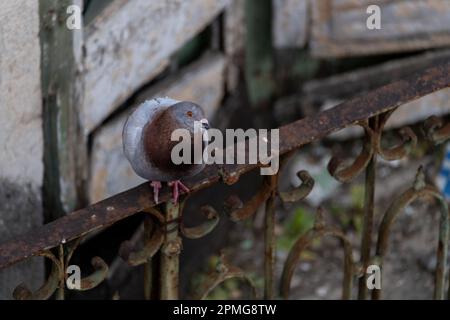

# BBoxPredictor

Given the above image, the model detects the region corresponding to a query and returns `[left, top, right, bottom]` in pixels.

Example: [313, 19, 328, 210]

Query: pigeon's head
[170, 101, 209, 133]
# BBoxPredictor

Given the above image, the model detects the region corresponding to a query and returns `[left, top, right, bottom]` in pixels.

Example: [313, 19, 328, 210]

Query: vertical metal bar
[56, 244, 65, 300]
[160, 202, 182, 300]
[143, 217, 153, 300]
[358, 117, 378, 300]
[264, 175, 278, 299]
[144, 261, 153, 300]
[435, 198, 449, 299]
[341, 242, 354, 300]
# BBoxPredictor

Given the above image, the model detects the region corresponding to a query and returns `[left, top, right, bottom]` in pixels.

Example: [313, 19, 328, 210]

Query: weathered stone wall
[0, 1, 44, 299]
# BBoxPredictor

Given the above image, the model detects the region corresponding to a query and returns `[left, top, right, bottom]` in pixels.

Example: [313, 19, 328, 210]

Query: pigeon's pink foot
[168, 180, 190, 203]
[150, 181, 162, 203]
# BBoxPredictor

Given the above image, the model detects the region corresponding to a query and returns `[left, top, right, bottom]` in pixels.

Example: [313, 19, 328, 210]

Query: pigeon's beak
[200, 119, 210, 145]
[201, 120, 210, 130]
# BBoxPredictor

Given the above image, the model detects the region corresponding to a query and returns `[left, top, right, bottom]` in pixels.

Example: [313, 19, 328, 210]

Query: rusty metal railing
[0, 62, 449, 299]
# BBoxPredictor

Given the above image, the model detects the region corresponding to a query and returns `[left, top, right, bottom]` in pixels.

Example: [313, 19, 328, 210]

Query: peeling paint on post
[245, 0, 275, 105]
[40, 0, 87, 218]
[160, 202, 182, 300]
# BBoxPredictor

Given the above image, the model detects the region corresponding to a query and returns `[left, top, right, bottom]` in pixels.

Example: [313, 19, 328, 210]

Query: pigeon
[122, 97, 209, 204]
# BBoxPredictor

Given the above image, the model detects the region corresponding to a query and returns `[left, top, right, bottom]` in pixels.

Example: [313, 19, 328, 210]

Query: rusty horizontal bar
[0, 61, 449, 270]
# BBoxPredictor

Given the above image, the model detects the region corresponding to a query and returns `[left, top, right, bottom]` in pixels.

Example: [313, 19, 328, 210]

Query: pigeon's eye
[186, 111, 193, 117]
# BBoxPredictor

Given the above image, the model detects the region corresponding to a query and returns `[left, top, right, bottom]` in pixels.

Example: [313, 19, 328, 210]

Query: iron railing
[0, 62, 450, 300]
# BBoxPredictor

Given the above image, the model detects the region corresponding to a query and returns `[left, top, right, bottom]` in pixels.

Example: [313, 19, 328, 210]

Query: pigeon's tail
[122, 97, 179, 180]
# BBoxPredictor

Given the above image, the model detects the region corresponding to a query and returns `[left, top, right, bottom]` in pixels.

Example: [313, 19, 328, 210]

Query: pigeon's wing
[122, 97, 180, 180]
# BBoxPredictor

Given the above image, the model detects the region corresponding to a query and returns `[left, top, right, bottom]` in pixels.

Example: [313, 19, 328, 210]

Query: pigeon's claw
[150, 181, 162, 203]
[168, 180, 190, 203]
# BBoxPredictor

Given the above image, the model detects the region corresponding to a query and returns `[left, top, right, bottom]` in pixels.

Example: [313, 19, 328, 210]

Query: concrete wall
[0, 0, 44, 299]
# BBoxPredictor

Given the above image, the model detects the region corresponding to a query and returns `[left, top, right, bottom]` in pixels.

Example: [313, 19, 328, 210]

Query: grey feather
[122, 97, 179, 181]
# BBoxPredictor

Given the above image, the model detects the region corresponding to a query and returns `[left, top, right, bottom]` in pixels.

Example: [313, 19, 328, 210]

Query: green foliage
[329, 205, 351, 227]
[350, 184, 365, 210]
[329, 185, 364, 234]
[350, 184, 365, 234]
[277, 207, 315, 251]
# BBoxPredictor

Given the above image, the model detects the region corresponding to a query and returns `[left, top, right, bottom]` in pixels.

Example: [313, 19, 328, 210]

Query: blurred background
[1, 0, 450, 299]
